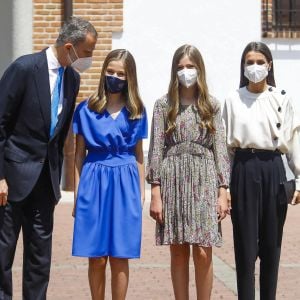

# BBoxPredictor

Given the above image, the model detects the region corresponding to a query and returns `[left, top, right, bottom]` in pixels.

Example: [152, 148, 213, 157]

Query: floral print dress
[146, 95, 230, 246]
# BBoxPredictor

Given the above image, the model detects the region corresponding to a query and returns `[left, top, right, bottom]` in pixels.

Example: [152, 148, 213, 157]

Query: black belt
[235, 148, 282, 154]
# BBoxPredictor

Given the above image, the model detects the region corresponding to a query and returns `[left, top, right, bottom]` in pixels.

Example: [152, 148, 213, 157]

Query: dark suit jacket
[0, 49, 80, 202]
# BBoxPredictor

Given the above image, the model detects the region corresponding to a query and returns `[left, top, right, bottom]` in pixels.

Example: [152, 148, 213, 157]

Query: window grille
[262, 0, 300, 38]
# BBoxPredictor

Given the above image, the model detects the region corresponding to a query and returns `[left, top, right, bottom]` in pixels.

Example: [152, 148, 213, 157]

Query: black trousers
[230, 151, 288, 300]
[0, 163, 55, 300]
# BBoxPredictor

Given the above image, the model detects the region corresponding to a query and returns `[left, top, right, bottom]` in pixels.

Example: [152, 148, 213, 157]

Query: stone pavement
[12, 190, 300, 299]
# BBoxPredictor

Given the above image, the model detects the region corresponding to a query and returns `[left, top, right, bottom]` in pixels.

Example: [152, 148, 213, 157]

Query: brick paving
[11, 190, 300, 299]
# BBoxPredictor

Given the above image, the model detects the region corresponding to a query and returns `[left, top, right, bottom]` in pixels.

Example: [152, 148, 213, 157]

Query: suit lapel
[34, 51, 51, 138]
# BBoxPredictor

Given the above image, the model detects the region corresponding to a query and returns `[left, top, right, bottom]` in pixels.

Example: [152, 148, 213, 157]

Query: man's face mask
[68, 45, 93, 73]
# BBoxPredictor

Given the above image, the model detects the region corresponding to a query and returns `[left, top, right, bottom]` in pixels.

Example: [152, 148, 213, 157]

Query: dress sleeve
[222, 99, 235, 170]
[137, 109, 148, 139]
[146, 99, 166, 184]
[212, 100, 230, 188]
[72, 101, 85, 135]
[285, 100, 300, 190]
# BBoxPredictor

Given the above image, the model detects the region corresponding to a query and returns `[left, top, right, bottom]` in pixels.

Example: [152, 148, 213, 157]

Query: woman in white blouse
[223, 41, 300, 300]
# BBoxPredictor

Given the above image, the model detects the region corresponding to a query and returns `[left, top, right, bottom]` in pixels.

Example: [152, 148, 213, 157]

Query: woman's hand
[226, 189, 232, 215]
[217, 187, 228, 222]
[149, 184, 163, 224]
[291, 190, 300, 205]
[72, 193, 77, 218]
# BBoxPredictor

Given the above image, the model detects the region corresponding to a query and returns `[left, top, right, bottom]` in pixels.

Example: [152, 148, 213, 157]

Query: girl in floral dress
[147, 44, 230, 299]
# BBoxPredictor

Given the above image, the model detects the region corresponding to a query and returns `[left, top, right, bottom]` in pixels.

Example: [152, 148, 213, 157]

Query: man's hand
[0, 179, 8, 206]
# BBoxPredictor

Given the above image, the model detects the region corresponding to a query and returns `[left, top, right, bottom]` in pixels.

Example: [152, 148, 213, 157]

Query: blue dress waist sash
[85, 147, 136, 167]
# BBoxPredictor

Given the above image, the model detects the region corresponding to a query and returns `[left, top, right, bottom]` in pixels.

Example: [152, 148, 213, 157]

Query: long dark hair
[239, 42, 276, 88]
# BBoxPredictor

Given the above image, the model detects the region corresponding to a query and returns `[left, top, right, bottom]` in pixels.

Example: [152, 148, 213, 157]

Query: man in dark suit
[0, 17, 97, 300]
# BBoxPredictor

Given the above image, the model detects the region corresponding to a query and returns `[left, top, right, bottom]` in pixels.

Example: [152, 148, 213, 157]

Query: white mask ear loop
[71, 45, 79, 60]
[67, 45, 78, 65]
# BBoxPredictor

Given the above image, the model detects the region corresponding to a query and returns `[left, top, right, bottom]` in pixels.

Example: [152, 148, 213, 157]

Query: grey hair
[55, 16, 97, 46]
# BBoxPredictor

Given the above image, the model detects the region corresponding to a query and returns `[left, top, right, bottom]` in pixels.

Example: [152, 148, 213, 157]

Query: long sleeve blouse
[223, 86, 300, 190]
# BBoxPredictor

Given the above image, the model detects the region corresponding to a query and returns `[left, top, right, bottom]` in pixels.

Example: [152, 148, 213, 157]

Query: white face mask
[244, 63, 269, 83]
[177, 68, 197, 88]
[69, 45, 92, 73]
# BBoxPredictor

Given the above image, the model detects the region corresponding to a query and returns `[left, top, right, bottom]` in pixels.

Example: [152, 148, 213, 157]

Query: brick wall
[33, 0, 124, 101]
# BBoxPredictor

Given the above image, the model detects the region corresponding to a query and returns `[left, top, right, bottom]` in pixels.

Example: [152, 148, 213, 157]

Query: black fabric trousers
[230, 151, 288, 300]
[0, 163, 55, 300]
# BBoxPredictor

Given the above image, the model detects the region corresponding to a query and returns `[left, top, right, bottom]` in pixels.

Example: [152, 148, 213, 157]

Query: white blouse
[223, 86, 300, 190]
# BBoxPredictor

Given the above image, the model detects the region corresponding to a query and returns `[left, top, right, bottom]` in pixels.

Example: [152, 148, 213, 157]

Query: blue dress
[72, 100, 148, 258]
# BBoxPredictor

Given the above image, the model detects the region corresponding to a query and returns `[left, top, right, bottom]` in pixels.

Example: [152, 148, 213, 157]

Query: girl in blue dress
[72, 49, 147, 300]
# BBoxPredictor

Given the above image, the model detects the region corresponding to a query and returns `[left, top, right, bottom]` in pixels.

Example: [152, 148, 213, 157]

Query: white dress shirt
[223, 86, 300, 190]
[46, 47, 65, 115]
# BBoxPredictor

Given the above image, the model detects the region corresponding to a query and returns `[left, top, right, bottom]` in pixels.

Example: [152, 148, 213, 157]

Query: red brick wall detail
[33, 0, 124, 101]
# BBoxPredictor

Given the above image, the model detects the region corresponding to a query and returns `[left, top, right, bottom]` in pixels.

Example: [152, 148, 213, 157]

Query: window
[262, 0, 300, 38]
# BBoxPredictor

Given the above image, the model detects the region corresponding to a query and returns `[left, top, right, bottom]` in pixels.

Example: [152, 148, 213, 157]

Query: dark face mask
[105, 75, 127, 94]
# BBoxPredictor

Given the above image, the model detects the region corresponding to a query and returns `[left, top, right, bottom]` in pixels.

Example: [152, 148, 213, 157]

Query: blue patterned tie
[50, 66, 64, 137]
